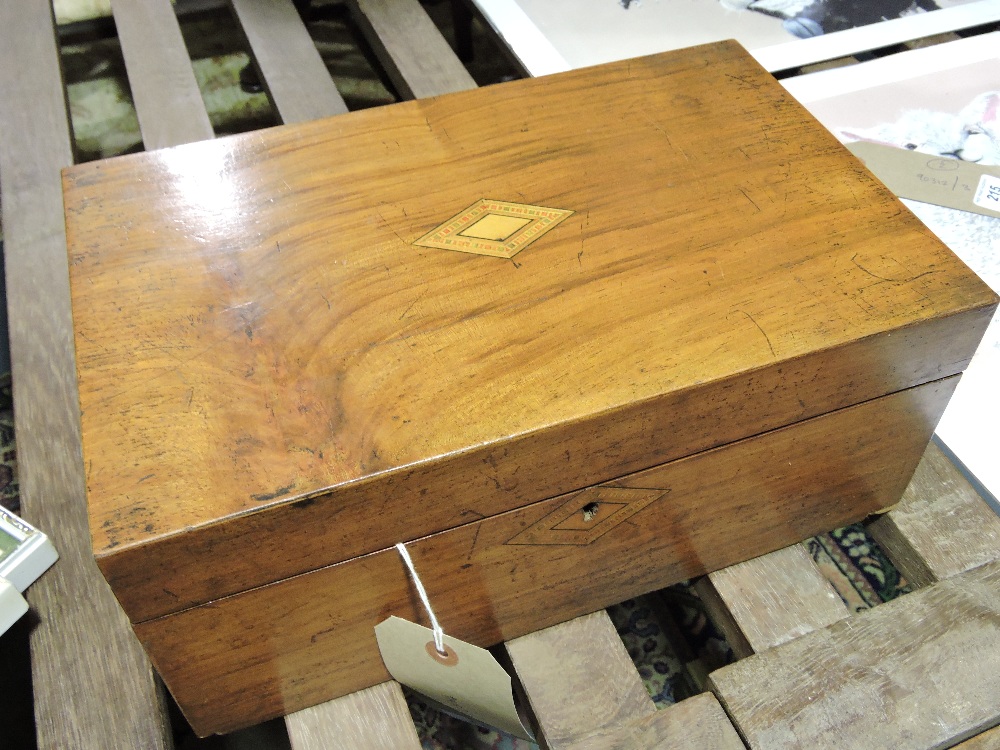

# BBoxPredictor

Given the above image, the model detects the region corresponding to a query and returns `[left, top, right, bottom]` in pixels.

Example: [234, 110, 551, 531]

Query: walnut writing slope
[62, 41, 997, 734]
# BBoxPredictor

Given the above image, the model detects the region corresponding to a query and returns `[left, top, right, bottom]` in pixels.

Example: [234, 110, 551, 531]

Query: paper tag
[374, 616, 534, 741]
[846, 141, 1000, 219]
[974, 174, 1000, 212]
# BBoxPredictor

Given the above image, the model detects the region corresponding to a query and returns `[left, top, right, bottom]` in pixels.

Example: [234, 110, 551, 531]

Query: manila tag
[847, 141, 1000, 218]
[375, 616, 534, 741]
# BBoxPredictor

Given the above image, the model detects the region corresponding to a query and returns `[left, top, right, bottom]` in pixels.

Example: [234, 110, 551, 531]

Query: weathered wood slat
[710, 559, 1000, 750]
[867, 441, 1000, 588]
[694, 544, 849, 659]
[505, 611, 655, 748]
[567, 692, 745, 750]
[286, 681, 421, 750]
[228, 0, 349, 123]
[112, 0, 215, 149]
[0, 1, 174, 748]
[350, 0, 477, 99]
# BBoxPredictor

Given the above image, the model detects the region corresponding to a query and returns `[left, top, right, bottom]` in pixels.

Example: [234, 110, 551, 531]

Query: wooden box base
[62, 41, 997, 734]
[142, 376, 954, 734]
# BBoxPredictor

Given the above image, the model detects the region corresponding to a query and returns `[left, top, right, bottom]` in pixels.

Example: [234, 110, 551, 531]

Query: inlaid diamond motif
[507, 487, 668, 546]
[413, 199, 574, 258]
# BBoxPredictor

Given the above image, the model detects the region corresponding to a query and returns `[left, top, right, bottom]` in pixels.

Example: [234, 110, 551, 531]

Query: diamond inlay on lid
[412, 199, 574, 258]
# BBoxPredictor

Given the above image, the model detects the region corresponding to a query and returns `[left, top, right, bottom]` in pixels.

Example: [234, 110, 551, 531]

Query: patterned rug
[11, 5, 912, 748]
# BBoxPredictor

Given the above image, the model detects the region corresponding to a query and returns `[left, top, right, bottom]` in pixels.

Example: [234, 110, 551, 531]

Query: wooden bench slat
[228, 0, 349, 124]
[285, 680, 421, 750]
[505, 610, 655, 748]
[867, 440, 1000, 588]
[112, 0, 215, 149]
[349, 0, 477, 100]
[709, 558, 1000, 750]
[567, 693, 745, 750]
[0, 2, 173, 748]
[694, 543, 850, 659]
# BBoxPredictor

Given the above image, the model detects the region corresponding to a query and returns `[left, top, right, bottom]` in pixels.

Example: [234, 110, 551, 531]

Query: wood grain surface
[867, 440, 1000, 587]
[710, 558, 1000, 750]
[112, 0, 215, 149]
[138, 377, 954, 733]
[229, 0, 350, 123]
[278, 5, 472, 742]
[567, 693, 745, 750]
[0, 1, 174, 747]
[63, 42, 997, 625]
[694, 543, 849, 659]
[349, 0, 477, 98]
[505, 610, 655, 747]
[285, 680, 421, 750]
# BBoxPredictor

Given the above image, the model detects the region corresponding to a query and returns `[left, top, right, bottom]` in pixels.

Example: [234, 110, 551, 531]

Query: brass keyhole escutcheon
[581, 502, 600, 522]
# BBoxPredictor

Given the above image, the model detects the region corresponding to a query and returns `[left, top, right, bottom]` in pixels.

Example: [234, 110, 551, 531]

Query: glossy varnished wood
[63, 42, 997, 627]
[276, 3, 473, 740]
[137, 377, 954, 733]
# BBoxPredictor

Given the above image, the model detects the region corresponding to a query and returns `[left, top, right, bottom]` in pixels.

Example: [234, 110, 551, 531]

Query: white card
[0, 576, 28, 636]
[973, 174, 1000, 212]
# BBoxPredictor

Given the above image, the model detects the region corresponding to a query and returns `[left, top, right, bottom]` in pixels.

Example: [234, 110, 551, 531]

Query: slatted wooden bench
[2, 2, 999, 748]
[290, 440, 1000, 750]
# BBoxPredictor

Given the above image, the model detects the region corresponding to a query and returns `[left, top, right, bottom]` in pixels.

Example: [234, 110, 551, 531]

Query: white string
[395, 542, 446, 655]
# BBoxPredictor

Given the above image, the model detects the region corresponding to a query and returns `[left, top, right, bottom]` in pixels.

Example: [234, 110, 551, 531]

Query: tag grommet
[425, 641, 459, 666]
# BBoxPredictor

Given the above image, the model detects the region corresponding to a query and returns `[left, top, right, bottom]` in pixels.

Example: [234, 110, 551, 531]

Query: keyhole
[581, 502, 600, 522]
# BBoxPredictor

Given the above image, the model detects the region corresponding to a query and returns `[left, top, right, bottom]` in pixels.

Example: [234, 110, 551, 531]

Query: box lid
[64, 41, 997, 622]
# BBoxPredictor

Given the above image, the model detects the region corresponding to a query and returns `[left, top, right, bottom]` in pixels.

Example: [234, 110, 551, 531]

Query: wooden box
[63, 41, 996, 735]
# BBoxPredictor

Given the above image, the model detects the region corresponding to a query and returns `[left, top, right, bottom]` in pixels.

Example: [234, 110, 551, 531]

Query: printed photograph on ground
[484, 0, 998, 71]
